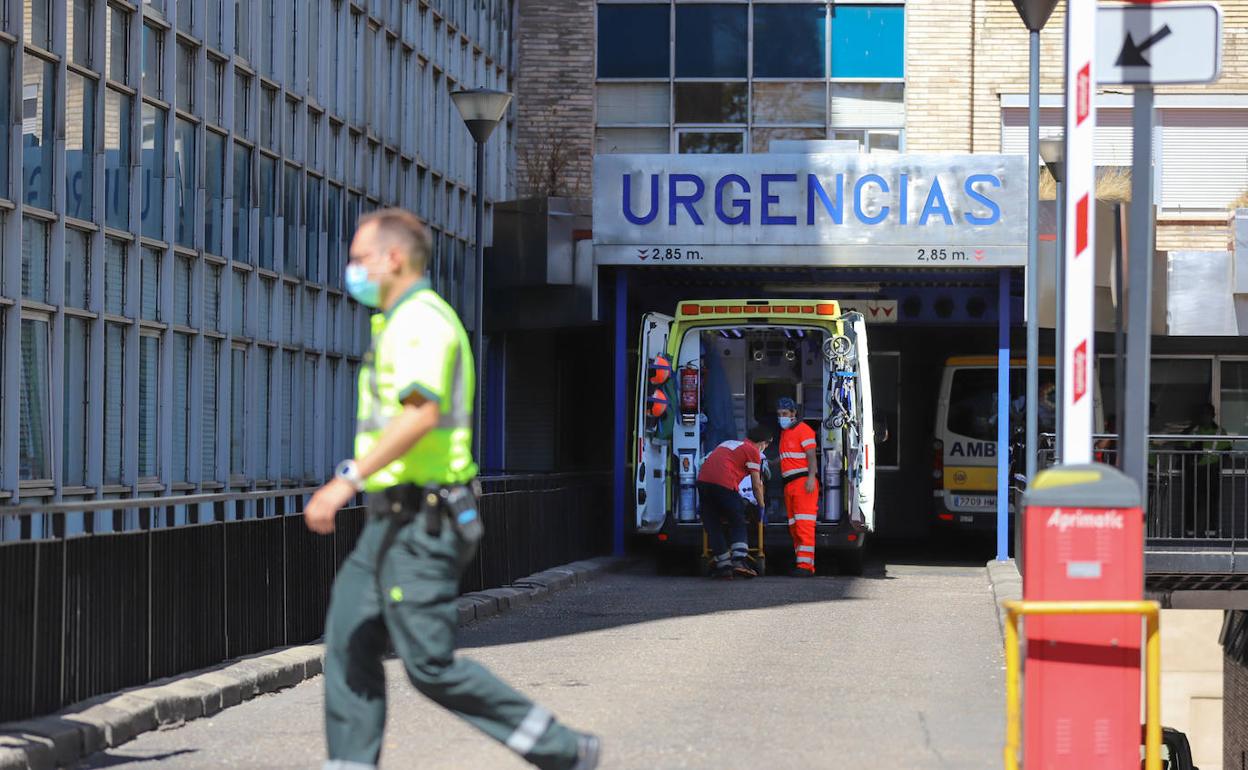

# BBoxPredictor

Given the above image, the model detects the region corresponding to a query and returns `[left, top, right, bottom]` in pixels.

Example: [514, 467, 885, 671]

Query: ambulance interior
[674, 325, 849, 526]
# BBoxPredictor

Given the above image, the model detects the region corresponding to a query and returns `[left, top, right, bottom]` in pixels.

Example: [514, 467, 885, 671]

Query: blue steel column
[997, 267, 1011, 562]
[612, 270, 629, 557]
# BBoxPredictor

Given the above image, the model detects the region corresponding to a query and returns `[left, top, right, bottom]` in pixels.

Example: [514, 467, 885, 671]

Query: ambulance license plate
[951, 495, 996, 509]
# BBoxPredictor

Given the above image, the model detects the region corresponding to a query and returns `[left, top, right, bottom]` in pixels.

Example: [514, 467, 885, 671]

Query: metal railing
[0, 473, 610, 723]
[1035, 435, 1248, 541]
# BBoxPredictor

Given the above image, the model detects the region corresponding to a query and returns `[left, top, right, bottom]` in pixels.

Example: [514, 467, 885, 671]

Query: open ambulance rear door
[635, 312, 673, 534]
[850, 314, 876, 532]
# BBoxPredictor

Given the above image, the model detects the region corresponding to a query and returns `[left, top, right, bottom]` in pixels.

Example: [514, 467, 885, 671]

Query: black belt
[369, 480, 483, 588]
[782, 468, 810, 481]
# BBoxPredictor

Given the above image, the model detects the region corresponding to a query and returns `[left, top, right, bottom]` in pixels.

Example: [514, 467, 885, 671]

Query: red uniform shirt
[779, 422, 818, 482]
[697, 440, 763, 491]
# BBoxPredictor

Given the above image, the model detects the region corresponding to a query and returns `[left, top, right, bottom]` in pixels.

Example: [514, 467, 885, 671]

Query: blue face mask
[779, 416, 795, 430]
[345, 264, 382, 308]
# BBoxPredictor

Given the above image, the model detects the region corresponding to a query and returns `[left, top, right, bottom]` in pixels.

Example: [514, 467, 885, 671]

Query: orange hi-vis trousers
[784, 477, 819, 572]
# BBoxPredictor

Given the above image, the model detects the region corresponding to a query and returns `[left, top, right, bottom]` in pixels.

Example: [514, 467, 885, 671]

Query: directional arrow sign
[1097, 2, 1222, 85]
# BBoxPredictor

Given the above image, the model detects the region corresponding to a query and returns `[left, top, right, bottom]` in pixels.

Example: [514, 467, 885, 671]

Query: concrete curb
[0, 555, 629, 770]
[986, 558, 1022, 644]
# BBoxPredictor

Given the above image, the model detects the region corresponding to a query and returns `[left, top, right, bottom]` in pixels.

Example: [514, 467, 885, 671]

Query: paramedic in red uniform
[696, 426, 772, 579]
[777, 398, 819, 577]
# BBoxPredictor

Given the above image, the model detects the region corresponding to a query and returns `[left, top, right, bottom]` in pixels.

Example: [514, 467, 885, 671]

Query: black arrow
[1116, 24, 1173, 67]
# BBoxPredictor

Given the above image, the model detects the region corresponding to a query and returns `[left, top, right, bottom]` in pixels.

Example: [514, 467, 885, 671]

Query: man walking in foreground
[304, 209, 600, 770]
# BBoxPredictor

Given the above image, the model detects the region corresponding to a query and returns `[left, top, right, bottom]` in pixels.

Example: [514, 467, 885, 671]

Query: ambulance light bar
[677, 302, 839, 317]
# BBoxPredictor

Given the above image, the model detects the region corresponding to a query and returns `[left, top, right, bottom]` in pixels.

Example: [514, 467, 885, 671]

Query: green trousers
[323, 508, 581, 769]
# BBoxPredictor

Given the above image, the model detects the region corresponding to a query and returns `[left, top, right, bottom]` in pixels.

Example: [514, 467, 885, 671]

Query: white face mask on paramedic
[779, 416, 795, 430]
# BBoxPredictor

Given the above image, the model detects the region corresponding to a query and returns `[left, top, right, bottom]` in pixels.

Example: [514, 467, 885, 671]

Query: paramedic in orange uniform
[777, 398, 819, 577]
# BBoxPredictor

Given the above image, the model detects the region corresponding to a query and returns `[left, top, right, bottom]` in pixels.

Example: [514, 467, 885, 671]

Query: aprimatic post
[1021, 464, 1147, 769]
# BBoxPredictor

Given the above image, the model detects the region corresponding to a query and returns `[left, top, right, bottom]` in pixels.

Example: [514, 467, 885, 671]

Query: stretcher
[699, 502, 767, 576]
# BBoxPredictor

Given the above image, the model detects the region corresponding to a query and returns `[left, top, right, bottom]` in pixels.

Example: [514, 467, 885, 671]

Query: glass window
[177, 0, 194, 32]
[206, 58, 223, 125]
[286, 98, 299, 160]
[260, 85, 276, 147]
[202, 338, 219, 478]
[1148, 359, 1214, 433]
[0, 42, 9, 199]
[141, 103, 166, 239]
[235, 0, 251, 60]
[753, 82, 825, 126]
[743, 126, 823, 154]
[597, 4, 668, 78]
[231, 269, 245, 335]
[281, 350, 293, 475]
[103, 322, 125, 484]
[204, 262, 222, 329]
[65, 228, 91, 309]
[175, 118, 197, 247]
[305, 175, 321, 280]
[234, 72, 250, 136]
[140, 246, 161, 321]
[104, 238, 126, 314]
[259, 276, 272, 336]
[174, 255, 192, 325]
[230, 346, 246, 475]
[258, 347, 272, 476]
[21, 217, 49, 302]
[138, 334, 160, 478]
[19, 317, 52, 480]
[177, 42, 195, 112]
[303, 288, 316, 346]
[22, 54, 56, 210]
[63, 316, 91, 487]
[673, 83, 747, 124]
[946, 369, 999, 442]
[69, 0, 92, 66]
[24, 0, 52, 49]
[596, 83, 668, 126]
[326, 184, 341, 286]
[675, 4, 746, 78]
[66, 72, 96, 221]
[261, 0, 275, 75]
[106, 6, 129, 84]
[142, 24, 163, 98]
[233, 143, 252, 263]
[258, 154, 276, 269]
[105, 89, 132, 230]
[1221, 361, 1248, 448]
[284, 165, 301, 275]
[302, 353, 316, 475]
[830, 82, 905, 128]
[285, 282, 296, 343]
[753, 4, 826, 78]
[288, 0, 299, 85]
[145, 0, 166, 15]
[207, 0, 224, 49]
[309, 112, 320, 169]
[172, 332, 191, 480]
[830, 4, 904, 79]
[205, 130, 225, 254]
[677, 130, 743, 154]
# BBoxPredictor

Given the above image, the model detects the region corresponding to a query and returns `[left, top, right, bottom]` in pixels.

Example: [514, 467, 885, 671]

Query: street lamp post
[1040, 137, 1065, 464]
[1010, 0, 1059, 491]
[451, 87, 513, 464]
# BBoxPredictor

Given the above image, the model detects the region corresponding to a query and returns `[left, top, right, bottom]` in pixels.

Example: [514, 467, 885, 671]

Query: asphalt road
[78, 552, 1005, 769]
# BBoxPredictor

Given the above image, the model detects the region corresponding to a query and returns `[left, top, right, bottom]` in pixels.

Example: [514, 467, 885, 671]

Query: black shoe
[732, 559, 758, 578]
[711, 563, 735, 579]
[572, 733, 601, 770]
[787, 567, 815, 577]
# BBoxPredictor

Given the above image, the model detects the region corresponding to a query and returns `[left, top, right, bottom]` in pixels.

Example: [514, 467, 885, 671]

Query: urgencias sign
[592, 153, 1027, 268]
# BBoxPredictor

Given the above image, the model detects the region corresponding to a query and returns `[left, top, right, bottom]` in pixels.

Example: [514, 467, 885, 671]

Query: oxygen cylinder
[678, 451, 698, 522]
[822, 449, 843, 523]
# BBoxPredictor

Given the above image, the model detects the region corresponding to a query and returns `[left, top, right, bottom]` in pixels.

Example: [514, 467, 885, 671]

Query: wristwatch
[334, 459, 366, 492]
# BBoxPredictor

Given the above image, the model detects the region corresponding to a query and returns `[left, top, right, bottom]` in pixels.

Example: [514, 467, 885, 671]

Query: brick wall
[514, 0, 596, 198]
[902, 0, 974, 151]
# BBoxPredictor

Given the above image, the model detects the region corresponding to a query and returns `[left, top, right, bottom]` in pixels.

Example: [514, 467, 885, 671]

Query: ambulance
[931, 356, 1101, 532]
[634, 299, 875, 575]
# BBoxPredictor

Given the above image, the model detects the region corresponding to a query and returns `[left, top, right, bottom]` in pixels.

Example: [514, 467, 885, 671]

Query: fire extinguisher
[679, 364, 699, 422]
